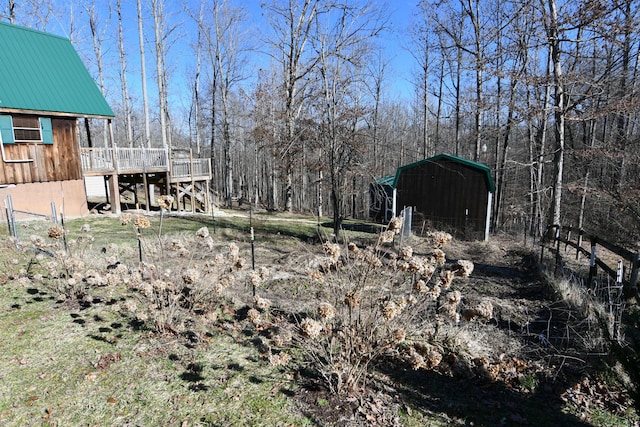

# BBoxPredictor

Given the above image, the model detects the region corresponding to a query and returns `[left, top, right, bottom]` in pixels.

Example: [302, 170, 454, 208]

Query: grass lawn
[0, 212, 318, 426]
[0, 210, 637, 426]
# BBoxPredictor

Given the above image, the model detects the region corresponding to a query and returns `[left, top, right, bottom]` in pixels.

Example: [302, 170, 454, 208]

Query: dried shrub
[21, 223, 100, 301]
[292, 217, 475, 395]
[122, 228, 251, 333]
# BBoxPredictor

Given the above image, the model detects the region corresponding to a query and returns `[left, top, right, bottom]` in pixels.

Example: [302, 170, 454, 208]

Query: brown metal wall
[396, 159, 490, 236]
[0, 117, 80, 185]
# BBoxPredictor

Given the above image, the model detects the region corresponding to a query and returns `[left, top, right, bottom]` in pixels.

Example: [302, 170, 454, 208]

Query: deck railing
[171, 158, 211, 179]
[80, 147, 169, 173]
[80, 147, 211, 182]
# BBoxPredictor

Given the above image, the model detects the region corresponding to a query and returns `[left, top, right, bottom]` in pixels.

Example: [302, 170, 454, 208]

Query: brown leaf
[96, 353, 121, 369]
[107, 397, 117, 404]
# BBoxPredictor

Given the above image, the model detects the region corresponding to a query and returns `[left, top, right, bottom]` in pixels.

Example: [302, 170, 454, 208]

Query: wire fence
[540, 225, 630, 342]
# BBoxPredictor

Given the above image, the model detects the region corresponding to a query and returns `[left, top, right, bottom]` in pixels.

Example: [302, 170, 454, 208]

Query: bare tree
[7, 0, 16, 23]
[490, 0, 529, 231]
[250, 69, 282, 211]
[5, 0, 55, 30]
[213, 1, 249, 207]
[190, 1, 205, 157]
[313, 1, 386, 235]
[137, 0, 151, 148]
[262, 0, 323, 212]
[364, 52, 388, 176]
[85, 1, 110, 148]
[190, 0, 250, 207]
[411, 0, 436, 159]
[540, 0, 566, 226]
[434, 7, 465, 157]
[117, 0, 133, 147]
[151, 0, 169, 151]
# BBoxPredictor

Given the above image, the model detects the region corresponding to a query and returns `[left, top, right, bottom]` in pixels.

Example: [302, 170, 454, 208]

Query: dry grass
[0, 216, 312, 426]
[0, 212, 638, 426]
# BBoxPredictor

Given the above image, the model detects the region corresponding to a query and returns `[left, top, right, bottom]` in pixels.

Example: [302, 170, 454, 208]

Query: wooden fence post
[629, 252, 640, 300]
[614, 260, 624, 340]
[587, 237, 598, 290]
[617, 260, 624, 284]
[539, 225, 547, 264]
[554, 225, 562, 274]
[576, 228, 583, 260]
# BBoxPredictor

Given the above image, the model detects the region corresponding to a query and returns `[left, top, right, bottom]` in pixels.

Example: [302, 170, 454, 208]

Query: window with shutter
[0, 114, 53, 144]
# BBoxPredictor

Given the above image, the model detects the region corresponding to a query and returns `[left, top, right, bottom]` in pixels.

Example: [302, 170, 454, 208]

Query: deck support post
[107, 120, 121, 214]
[190, 149, 195, 213]
[143, 172, 150, 212]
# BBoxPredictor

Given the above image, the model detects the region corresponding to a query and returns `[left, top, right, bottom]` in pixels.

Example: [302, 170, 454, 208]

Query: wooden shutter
[0, 114, 15, 144]
[40, 117, 53, 144]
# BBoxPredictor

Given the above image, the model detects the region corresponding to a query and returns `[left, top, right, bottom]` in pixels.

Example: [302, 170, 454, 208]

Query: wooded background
[3, 0, 639, 244]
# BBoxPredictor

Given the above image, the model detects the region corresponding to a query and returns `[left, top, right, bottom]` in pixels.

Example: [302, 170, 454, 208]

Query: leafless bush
[22, 223, 100, 301]
[16, 217, 255, 336]
[121, 225, 253, 334]
[290, 218, 480, 395]
[547, 274, 609, 351]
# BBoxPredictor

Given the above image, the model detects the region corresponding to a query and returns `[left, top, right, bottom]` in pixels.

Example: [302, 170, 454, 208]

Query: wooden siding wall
[0, 117, 80, 185]
[396, 160, 489, 235]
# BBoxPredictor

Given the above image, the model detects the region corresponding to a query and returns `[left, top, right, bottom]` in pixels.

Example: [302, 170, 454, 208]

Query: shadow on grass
[320, 221, 385, 234]
[180, 362, 210, 391]
[379, 362, 590, 427]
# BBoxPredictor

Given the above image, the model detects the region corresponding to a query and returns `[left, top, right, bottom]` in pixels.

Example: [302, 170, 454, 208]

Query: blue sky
[12, 0, 420, 112]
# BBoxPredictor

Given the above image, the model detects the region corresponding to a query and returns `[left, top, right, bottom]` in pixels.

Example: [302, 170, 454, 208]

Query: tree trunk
[87, 3, 109, 147]
[544, 0, 565, 226]
[137, 0, 151, 148]
[117, 0, 133, 148]
[151, 0, 169, 151]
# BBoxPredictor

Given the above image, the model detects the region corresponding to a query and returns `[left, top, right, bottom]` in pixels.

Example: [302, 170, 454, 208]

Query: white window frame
[12, 115, 43, 143]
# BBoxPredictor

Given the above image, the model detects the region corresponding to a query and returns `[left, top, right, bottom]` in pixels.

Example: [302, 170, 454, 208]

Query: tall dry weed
[291, 218, 481, 395]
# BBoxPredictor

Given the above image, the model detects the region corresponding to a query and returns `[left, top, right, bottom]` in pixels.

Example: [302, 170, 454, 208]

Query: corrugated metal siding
[0, 22, 114, 118]
[395, 157, 491, 238]
[84, 176, 107, 197]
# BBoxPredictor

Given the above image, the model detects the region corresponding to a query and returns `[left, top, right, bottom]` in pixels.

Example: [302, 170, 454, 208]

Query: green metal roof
[375, 175, 395, 187]
[392, 153, 495, 192]
[0, 22, 114, 118]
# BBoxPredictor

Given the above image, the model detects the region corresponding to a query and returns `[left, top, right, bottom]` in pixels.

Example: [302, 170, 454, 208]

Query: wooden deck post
[143, 172, 150, 212]
[108, 120, 121, 214]
[108, 173, 120, 214]
[190, 149, 195, 213]
[205, 178, 211, 213]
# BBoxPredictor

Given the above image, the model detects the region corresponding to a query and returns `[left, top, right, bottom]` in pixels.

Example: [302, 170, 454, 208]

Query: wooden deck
[170, 157, 211, 183]
[80, 147, 211, 180]
[80, 147, 213, 214]
[80, 147, 169, 175]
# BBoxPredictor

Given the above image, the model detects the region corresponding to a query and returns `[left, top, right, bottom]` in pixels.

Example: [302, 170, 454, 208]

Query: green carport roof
[375, 175, 395, 187]
[392, 153, 495, 193]
[0, 21, 114, 118]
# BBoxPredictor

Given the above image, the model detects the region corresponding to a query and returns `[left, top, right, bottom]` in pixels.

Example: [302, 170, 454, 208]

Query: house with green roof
[370, 154, 495, 240]
[0, 21, 114, 218]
